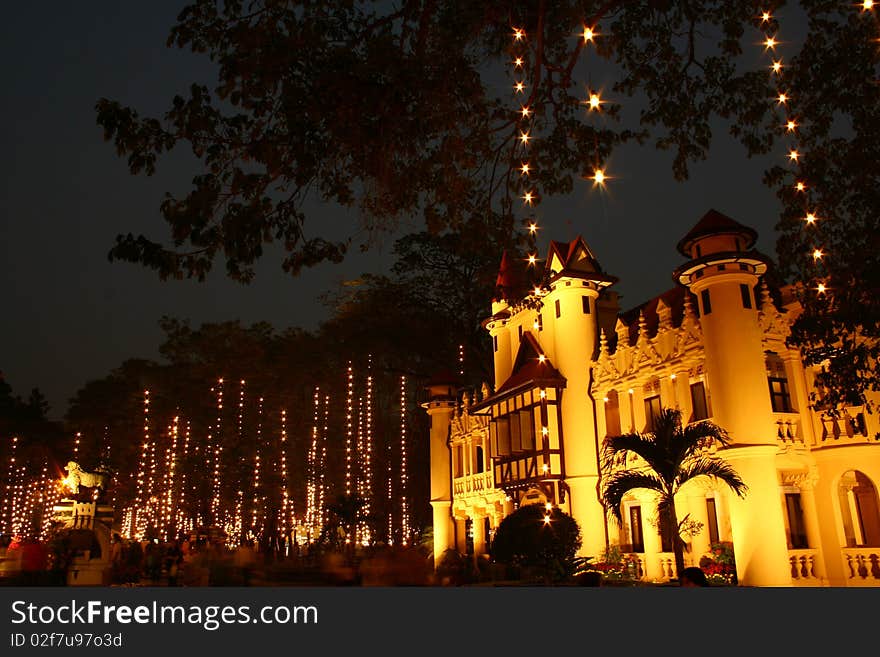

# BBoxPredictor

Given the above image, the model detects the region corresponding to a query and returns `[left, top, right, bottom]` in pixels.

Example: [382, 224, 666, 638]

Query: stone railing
[453, 470, 495, 497]
[819, 407, 875, 444]
[774, 413, 805, 447]
[842, 548, 880, 585]
[788, 548, 821, 584]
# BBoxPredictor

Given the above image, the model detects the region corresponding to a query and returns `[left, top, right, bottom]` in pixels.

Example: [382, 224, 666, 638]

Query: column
[641, 498, 664, 581]
[724, 446, 792, 586]
[454, 517, 467, 554]
[472, 512, 487, 558]
[798, 478, 826, 581]
[686, 491, 711, 563]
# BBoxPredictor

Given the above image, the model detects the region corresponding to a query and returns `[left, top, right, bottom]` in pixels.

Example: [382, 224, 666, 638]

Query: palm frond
[681, 419, 732, 451]
[600, 470, 666, 522]
[674, 456, 748, 498]
[601, 432, 658, 471]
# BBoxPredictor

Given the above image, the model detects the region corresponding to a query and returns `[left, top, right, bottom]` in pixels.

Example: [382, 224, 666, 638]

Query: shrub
[490, 504, 582, 582]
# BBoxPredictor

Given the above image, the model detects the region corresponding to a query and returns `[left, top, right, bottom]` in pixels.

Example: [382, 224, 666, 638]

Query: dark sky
[1, 2, 796, 419]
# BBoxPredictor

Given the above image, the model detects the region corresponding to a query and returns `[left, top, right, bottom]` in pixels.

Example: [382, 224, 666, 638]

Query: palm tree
[599, 407, 748, 580]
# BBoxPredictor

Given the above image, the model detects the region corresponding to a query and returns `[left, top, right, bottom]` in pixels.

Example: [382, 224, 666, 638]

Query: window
[604, 391, 621, 437]
[491, 418, 511, 456]
[785, 493, 808, 549]
[518, 325, 523, 341]
[536, 314, 543, 331]
[475, 446, 484, 474]
[769, 378, 793, 412]
[740, 283, 753, 309]
[690, 382, 709, 421]
[766, 352, 793, 412]
[701, 289, 712, 315]
[582, 296, 591, 314]
[695, 245, 702, 258]
[493, 335, 498, 352]
[706, 498, 720, 544]
[555, 299, 561, 318]
[644, 395, 662, 432]
[718, 264, 726, 271]
[629, 506, 645, 553]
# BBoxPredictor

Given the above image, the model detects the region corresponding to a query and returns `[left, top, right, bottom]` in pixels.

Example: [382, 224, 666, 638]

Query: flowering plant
[699, 541, 737, 585]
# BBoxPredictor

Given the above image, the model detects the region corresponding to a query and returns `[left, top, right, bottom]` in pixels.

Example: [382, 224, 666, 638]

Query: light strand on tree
[211, 378, 224, 526]
[400, 375, 410, 545]
[252, 396, 264, 539]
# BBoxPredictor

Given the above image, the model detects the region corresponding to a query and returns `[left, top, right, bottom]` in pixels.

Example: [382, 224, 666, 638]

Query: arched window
[605, 390, 621, 437]
[838, 470, 880, 547]
[475, 445, 484, 474]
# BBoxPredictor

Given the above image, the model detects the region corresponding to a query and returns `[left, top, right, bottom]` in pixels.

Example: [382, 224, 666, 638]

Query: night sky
[1, 2, 798, 419]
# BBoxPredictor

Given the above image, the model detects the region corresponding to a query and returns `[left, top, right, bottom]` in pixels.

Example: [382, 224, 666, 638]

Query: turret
[421, 370, 459, 567]
[673, 209, 790, 586]
[541, 237, 617, 557]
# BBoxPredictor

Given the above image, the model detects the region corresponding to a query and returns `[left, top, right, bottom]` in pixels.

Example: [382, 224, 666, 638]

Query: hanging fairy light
[345, 362, 354, 497]
[252, 396, 264, 537]
[306, 387, 321, 537]
[400, 375, 410, 545]
[280, 408, 290, 540]
[211, 378, 224, 526]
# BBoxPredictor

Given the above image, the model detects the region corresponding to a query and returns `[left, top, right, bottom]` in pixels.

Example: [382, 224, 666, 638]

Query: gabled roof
[544, 236, 618, 286]
[677, 209, 758, 256]
[474, 332, 565, 409]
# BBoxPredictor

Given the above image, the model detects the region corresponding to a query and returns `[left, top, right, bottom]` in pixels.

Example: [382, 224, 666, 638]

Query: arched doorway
[838, 470, 880, 547]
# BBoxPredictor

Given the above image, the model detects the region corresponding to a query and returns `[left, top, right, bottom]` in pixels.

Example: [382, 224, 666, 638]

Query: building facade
[425, 209, 880, 587]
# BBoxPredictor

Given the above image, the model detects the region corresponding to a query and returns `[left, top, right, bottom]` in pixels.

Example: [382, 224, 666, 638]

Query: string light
[520, 106, 532, 118]
[812, 248, 824, 260]
[771, 60, 783, 73]
[795, 181, 807, 192]
[513, 27, 525, 41]
[785, 119, 798, 132]
[764, 36, 778, 50]
[590, 168, 608, 186]
[585, 92, 603, 110]
[788, 149, 800, 162]
[805, 212, 818, 224]
[519, 131, 531, 145]
[582, 26, 596, 42]
[400, 375, 410, 545]
[520, 163, 531, 175]
[777, 92, 789, 104]
[514, 81, 526, 94]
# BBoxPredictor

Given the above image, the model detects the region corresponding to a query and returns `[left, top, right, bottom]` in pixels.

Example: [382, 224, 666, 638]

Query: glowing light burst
[582, 26, 597, 42]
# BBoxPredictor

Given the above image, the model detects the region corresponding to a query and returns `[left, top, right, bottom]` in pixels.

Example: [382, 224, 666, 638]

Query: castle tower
[486, 251, 516, 390]
[421, 371, 458, 567]
[674, 209, 791, 586]
[542, 238, 617, 557]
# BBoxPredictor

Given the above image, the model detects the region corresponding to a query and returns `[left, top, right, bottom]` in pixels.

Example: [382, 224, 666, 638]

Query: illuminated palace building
[424, 210, 880, 587]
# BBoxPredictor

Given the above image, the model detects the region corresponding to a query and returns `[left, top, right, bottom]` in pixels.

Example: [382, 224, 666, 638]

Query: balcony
[453, 470, 495, 498]
[788, 548, 821, 585]
[818, 407, 875, 445]
[773, 412, 805, 448]
[842, 548, 880, 586]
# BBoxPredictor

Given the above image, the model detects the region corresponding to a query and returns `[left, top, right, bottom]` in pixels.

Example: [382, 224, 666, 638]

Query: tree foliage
[96, 1, 880, 408]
